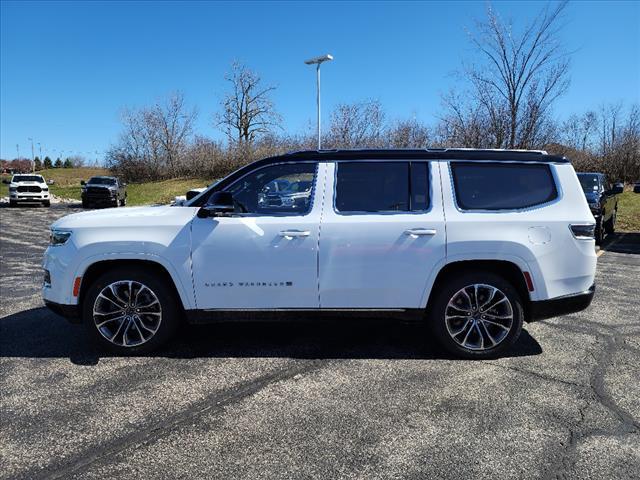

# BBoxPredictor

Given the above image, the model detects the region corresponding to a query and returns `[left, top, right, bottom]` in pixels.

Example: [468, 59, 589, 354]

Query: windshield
[577, 174, 600, 193]
[88, 177, 116, 185]
[13, 175, 44, 183]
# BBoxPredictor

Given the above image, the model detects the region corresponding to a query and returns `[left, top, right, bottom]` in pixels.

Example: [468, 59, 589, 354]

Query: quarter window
[335, 162, 430, 213]
[220, 162, 317, 215]
[450, 162, 558, 210]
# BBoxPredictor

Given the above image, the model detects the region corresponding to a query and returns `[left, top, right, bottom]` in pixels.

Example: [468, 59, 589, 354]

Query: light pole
[304, 54, 333, 150]
[28, 137, 35, 172]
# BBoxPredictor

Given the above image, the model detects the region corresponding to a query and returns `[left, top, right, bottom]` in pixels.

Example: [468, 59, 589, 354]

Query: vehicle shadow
[0, 307, 542, 365]
[601, 232, 640, 255]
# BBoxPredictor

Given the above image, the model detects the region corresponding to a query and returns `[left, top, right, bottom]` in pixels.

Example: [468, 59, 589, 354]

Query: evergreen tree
[34, 157, 42, 171]
[63, 158, 72, 168]
[54, 158, 62, 168]
[43, 156, 52, 169]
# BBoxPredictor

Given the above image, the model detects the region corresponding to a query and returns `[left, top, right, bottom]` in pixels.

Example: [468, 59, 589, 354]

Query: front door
[191, 161, 325, 309]
[319, 161, 446, 309]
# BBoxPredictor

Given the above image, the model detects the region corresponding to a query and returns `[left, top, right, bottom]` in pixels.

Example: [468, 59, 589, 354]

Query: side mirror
[80, 180, 86, 185]
[197, 191, 235, 218]
[611, 185, 624, 195]
[186, 190, 200, 201]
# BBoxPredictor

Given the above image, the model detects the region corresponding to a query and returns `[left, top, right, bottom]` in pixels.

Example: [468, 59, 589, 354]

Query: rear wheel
[595, 217, 605, 245]
[428, 271, 524, 359]
[82, 267, 180, 354]
[604, 209, 616, 234]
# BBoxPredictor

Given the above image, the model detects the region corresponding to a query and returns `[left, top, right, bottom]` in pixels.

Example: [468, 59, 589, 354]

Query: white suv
[8, 174, 50, 207]
[43, 149, 597, 358]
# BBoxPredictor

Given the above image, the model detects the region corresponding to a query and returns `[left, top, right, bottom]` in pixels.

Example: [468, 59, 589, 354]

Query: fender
[72, 252, 196, 310]
[419, 252, 542, 308]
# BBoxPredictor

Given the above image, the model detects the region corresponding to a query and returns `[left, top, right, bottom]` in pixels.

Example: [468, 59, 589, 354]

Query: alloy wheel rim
[93, 280, 162, 347]
[445, 283, 513, 351]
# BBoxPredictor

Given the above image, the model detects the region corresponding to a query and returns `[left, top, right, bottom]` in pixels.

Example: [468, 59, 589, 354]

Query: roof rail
[439, 148, 548, 155]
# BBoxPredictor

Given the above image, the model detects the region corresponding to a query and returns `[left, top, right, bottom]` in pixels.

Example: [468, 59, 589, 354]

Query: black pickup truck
[81, 176, 127, 209]
[577, 172, 623, 244]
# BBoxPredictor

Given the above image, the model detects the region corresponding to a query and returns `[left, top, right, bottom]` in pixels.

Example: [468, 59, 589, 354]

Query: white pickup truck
[7, 174, 50, 207]
[43, 149, 597, 358]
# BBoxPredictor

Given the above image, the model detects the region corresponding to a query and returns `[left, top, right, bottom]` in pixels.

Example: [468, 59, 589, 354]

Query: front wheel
[428, 272, 524, 359]
[82, 267, 180, 354]
[120, 195, 127, 207]
[43, 200, 50, 207]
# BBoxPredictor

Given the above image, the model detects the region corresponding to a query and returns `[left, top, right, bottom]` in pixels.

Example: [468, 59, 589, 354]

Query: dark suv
[576, 172, 622, 244]
[81, 176, 127, 209]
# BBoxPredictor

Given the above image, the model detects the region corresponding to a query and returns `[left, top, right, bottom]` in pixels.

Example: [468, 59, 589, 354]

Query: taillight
[569, 224, 596, 240]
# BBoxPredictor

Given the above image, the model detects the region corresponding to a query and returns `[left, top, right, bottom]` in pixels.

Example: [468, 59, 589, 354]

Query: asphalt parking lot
[1, 204, 639, 480]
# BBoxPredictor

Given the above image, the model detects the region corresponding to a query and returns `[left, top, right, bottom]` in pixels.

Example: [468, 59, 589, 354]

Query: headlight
[42, 187, 49, 191]
[50, 229, 72, 246]
[9, 187, 16, 192]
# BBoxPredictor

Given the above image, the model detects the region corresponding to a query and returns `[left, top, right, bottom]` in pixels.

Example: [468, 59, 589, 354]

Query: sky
[1, 0, 639, 162]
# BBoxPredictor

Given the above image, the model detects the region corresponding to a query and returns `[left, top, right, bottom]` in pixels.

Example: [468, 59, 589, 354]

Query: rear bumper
[44, 300, 81, 324]
[528, 284, 595, 322]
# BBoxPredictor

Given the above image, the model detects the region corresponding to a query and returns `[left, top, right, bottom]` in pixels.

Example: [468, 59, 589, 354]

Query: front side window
[335, 161, 430, 213]
[220, 162, 317, 215]
[450, 162, 558, 210]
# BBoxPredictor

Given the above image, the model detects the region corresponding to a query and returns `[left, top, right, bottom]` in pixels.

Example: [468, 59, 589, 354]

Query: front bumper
[528, 284, 595, 321]
[10, 193, 50, 202]
[44, 300, 81, 323]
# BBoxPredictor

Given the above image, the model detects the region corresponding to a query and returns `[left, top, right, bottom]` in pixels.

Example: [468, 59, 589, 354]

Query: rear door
[318, 161, 446, 308]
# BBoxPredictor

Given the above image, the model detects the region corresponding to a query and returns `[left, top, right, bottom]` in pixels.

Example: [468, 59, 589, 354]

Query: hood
[52, 204, 198, 230]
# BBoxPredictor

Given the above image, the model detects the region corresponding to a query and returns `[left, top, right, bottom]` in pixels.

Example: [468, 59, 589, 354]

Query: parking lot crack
[25, 359, 327, 480]
[542, 333, 639, 480]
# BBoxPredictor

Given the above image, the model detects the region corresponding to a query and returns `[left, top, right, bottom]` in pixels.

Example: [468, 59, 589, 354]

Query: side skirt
[184, 308, 425, 324]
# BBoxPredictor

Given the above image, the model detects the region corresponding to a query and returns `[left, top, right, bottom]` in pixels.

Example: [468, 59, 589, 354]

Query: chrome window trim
[332, 160, 434, 216]
[447, 160, 563, 214]
[199, 161, 319, 218]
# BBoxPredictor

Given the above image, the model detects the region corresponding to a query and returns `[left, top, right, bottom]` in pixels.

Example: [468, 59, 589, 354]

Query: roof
[277, 148, 568, 163]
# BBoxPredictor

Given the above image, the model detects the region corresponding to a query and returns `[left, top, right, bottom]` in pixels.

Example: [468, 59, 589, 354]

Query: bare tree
[327, 99, 386, 148]
[441, 1, 570, 149]
[218, 62, 281, 145]
[106, 91, 196, 180]
[387, 118, 431, 148]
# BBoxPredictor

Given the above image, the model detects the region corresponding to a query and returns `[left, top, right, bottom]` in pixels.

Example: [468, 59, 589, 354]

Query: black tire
[43, 200, 50, 207]
[82, 266, 181, 354]
[428, 271, 524, 359]
[9, 200, 17, 208]
[120, 196, 126, 207]
[82, 200, 89, 209]
[604, 209, 616, 234]
[595, 217, 604, 245]
[113, 196, 119, 208]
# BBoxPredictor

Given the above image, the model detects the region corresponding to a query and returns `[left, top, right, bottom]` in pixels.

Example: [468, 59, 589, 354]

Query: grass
[616, 191, 640, 232]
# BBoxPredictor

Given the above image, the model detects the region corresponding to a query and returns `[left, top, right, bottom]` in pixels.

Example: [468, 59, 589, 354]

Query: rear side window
[335, 162, 430, 213]
[450, 162, 558, 210]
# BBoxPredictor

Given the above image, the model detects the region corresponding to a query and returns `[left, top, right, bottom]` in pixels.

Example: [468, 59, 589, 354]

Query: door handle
[404, 228, 437, 237]
[279, 230, 311, 239]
